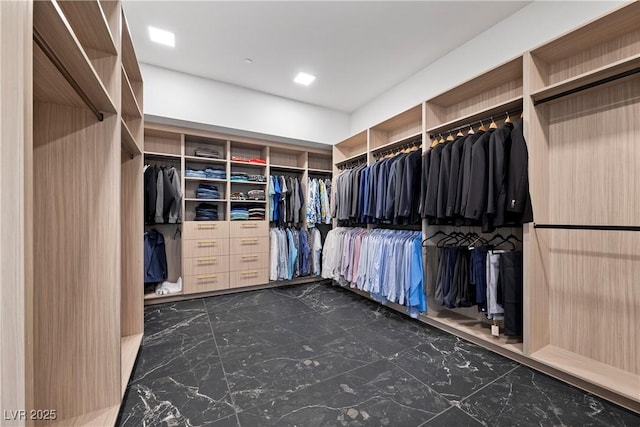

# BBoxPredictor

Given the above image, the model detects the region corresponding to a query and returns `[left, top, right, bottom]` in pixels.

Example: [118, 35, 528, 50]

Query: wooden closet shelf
[230, 160, 267, 166]
[185, 177, 227, 183]
[530, 345, 640, 403]
[335, 151, 367, 167]
[426, 96, 523, 135]
[230, 200, 267, 204]
[120, 333, 143, 396]
[372, 104, 422, 132]
[33, 0, 117, 115]
[307, 168, 333, 174]
[531, 54, 640, 105]
[230, 180, 268, 186]
[144, 291, 183, 301]
[185, 198, 227, 202]
[122, 66, 143, 119]
[270, 164, 305, 172]
[184, 155, 227, 164]
[121, 119, 142, 157]
[56, 0, 117, 55]
[144, 151, 182, 159]
[50, 405, 120, 427]
[121, 11, 143, 83]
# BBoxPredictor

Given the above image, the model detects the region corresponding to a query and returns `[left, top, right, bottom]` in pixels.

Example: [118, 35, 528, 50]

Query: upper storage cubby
[528, 2, 640, 105]
[369, 104, 422, 155]
[270, 147, 307, 173]
[145, 127, 181, 156]
[230, 140, 268, 166]
[184, 134, 227, 164]
[307, 152, 332, 173]
[121, 10, 144, 155]
[426, 56, 523, 135]
[33, 0, 117, 116]
[334, 130, 367, 168]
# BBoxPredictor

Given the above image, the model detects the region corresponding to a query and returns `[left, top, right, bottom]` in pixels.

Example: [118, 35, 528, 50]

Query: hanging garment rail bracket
[373, 137, 422, 159]
[533, 223, 640, 232]
[33, 29, 104, 122]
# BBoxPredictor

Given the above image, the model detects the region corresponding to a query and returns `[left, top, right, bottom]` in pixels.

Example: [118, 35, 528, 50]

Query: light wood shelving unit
[143, 123, 332, 303]
[4, 1, 146, 425]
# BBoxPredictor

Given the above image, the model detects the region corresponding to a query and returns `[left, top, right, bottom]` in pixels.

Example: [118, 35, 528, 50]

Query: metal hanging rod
[429, 108, 522, 139]
[534, 223, 640, 232]
[373, 137, 422, 159]
[33, 29, 104, 122]
[534, 67, 640, 106]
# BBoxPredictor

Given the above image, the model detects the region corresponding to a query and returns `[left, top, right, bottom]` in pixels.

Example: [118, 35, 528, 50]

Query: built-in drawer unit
[184, 272, 230, 294]
[229, 252, 268, 272]
[229, 236, 268, 255]
[229, 268, 269, 288]
[184, 221, 230, 239]
[185, 255, 230, 276]
[230, 221, 268, 238]
[183, 238, 228, 258]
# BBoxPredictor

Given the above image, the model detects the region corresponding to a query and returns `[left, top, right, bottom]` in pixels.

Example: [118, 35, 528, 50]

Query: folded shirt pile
[248, 174, 267, 182]
[230, 171, 249, 182]
[247, 189, 265, 200]
[194, 147, 223, 159]
[231, 156, 266, 164]
[185, 167, 226, 180]
[195, 203, 219, 221]
[249, 207, 265, 220]
[230, 206, 249, 221]
[195, 184, 220, 200]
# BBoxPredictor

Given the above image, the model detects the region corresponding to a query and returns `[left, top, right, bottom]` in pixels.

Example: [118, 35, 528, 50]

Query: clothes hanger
[456, 128, 464, 137]
[489, 116, 498, 129]
[439, 134, 446, 144]
[467, 124, 475, 135]
[478, 120, 486, 132]
[431, 136, 439, 148]
[505, 111, 512, 124]
[446, 132, 455, 142]
[424, 230, 447, 243]
[520, 111, 524, 119]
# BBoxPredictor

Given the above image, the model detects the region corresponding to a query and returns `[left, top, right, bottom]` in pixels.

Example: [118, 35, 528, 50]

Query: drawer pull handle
[197, 224, 217, 229]
[241, 224, 258, 229]
[241, 238, 258, 244]
[241, 255, 258, 260]
[197, 257, 217, 263]
[240, 271, 258, 276]
[198, 240, 217, 246]
[198, 275, 218, 280]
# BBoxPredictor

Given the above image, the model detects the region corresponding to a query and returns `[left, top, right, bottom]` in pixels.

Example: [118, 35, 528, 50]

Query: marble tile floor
[117, 282, 640, 427]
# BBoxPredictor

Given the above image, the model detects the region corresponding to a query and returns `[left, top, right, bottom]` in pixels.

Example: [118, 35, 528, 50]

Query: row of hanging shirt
[306, 177, 332, 227]
[269, 175, 305, 227]
[331, 146, 422, 226]
[321, 227, 425, 318]
[425, 232, 523, 336]
[144, 165, 182, 224]
[419, 118, 533, 232]
[269, 227, 323, 281]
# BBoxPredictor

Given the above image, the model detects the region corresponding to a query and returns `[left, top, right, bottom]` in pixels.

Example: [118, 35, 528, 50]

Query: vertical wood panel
[1, 2, 32, 425]
[33, 103, 120, 419]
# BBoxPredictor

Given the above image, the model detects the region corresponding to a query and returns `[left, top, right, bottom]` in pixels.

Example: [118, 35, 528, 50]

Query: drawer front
[229, 237, 268, 255]
[229, 221, 268, 238]
[185, 255, 230, 276]
[184, 221, 229, 239]
[184, 272, 230, 294]
[183, 238, 228, 259]
[229, 252, 268, 272]
[229, 268, 268, 288]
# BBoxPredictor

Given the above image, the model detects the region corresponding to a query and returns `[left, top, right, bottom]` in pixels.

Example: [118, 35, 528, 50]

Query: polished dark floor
[117, 282, 640, 427]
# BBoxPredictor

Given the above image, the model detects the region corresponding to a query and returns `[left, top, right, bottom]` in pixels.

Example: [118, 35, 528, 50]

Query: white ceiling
[123, 1, 531, 113]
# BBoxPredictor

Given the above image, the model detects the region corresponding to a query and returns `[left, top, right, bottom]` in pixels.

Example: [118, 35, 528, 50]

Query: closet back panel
[270, 150, 306, 168]
[33, 103, 121, 418]
[307, 153, 332, 171]
[548, 229, 640, 375]
[145, 130, 181, 155]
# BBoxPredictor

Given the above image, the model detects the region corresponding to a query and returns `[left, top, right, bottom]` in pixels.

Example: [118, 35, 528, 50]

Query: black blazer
[506, 119, 533, 223]
[424, 144, 443, 219]
[487, 122, 513, 228]
[445, 136, 467, 218]
[463, 130, 494, 221]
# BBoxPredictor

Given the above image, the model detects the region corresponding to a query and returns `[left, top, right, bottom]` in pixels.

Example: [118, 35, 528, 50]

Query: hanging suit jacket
[419, 148, 431, 218]
[464, 130, 494, 221]
[487, 122, 514, 229]
[505, 119, 534, 224]
[445, 135, 467, 218]
[457, 132, 483, 218]
[424, 144, 443, 220]
[436, 139, 456, 220]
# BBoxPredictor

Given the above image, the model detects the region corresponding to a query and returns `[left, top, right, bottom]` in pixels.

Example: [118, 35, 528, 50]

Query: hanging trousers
[500, 251, 523, 336]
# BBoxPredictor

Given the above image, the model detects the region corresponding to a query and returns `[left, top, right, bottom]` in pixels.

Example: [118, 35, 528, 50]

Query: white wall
[141, 63, 350, 145]
[350, 1, 626, 134]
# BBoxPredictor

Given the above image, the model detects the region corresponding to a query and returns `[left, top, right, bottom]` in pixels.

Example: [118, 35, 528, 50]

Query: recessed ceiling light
[148, 26, 175, 47]
[243, 58, 253, 64]
[294, 72, 316, 86]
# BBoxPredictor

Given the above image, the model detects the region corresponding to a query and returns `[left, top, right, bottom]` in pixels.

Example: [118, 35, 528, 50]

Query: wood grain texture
[1, 2, 32, 425]
[144, 128, 182, 155]
[121, 9, 143, 83]
[229, 268, 269, 288]
[372, 104, 422, 132]
[228, 252, 269, 272]
[33, 0, 117, 114]
[185, 255, 230, 276]
[184, 221, 230, 239]
[56, 0, 117, 54]
[33, 103, 121, 420]
[184, 272, 230, 294]
[120, 333, 143, 396]
[121, 66, 142, 118]
[229, 237, 269, 255]
[270, 148, 306, 168]
[229, 221, 268, 238]
[33, 42, 86, 109]
[307, 153, 332, 171]
[121, 152, 143, 338]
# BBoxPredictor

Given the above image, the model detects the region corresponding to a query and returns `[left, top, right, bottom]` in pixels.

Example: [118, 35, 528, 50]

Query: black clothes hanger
[424, 230, 447, 243]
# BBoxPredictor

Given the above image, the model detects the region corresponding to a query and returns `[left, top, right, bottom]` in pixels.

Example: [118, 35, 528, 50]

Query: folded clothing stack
[230, 171, 249, 182]
[230, 206, 249, 221]
[230, 192, 247, 200]
[247, 189, 265, 200]
[249, 207, 265, 220]
[195, 147, 222, 159]
[195, 184, 220, 200]
[186, 167, 226, 180]
[248, 174, 267, 182]
[231, 156, 266, 164]
[195, 203, 219, 221]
